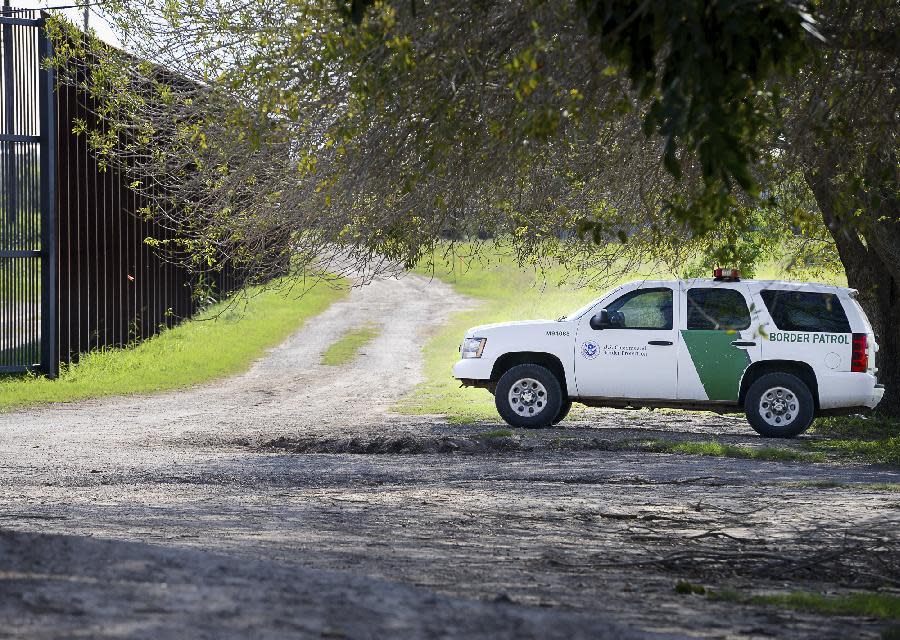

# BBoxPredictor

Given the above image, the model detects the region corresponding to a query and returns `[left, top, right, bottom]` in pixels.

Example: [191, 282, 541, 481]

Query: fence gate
[0, 9, 56, 376]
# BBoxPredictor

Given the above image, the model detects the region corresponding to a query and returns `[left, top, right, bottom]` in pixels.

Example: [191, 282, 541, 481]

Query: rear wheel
[495, 364, 563, 429]
[744, 372, 815, 438]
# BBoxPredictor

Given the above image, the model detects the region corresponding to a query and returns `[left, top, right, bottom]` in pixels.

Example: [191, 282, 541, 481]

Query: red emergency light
[713, 268, 741, 281]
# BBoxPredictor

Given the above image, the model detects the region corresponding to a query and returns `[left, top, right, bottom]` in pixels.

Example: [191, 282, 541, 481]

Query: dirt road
[1, 274, 898, 639]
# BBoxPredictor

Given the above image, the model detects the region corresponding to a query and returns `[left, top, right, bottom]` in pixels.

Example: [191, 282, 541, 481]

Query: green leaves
[578, 0, 814, 225]
[329, 0, 818, 243]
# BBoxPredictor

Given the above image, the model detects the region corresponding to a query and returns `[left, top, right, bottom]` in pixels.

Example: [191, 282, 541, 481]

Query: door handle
[731, 340, 756, 347]
[647, 340, 673, 346]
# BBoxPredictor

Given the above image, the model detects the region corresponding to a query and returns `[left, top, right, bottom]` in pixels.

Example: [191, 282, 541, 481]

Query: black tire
[495, 364, 563, 429]
[744, 372, 815, 438]
[552, 398, 573, 425]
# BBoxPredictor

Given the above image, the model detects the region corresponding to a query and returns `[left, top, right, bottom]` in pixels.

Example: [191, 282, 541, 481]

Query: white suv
[453, 271, 884, 437]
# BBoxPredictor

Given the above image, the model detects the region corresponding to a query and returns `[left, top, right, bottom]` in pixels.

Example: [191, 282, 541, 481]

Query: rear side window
[760, 290, 851, 333]
[687, 288, 751, 330]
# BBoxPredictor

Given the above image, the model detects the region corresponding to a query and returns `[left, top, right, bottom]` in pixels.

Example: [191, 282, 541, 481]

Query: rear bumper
[818, 373, 884, 410]
[869, 384, 885, 409]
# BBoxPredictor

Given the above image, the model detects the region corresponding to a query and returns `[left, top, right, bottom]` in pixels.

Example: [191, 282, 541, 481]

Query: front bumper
[452, 357, 492, 382]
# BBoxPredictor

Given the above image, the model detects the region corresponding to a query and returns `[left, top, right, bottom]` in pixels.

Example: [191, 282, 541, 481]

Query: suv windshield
[563, 286, 622, 321]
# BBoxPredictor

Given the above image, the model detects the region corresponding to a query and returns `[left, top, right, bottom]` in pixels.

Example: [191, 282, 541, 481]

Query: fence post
[1, 4, 17, 227]
[38, 14, 58, 378]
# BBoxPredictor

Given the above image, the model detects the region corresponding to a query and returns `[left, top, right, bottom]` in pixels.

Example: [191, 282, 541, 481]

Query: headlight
[461, 337, 487, 359]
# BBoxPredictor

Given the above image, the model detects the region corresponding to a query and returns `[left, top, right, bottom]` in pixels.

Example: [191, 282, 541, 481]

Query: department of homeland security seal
[581, 340, 600, 360]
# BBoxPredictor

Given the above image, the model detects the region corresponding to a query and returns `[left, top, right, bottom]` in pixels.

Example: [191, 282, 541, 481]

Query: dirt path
[0, 274, 898, 639]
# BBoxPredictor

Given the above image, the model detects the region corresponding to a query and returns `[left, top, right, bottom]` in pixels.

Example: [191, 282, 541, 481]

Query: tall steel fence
[0, 10, 242, 377]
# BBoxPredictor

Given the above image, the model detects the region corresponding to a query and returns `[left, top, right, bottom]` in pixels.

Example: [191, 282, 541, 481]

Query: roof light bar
[713, 268, 741, 281]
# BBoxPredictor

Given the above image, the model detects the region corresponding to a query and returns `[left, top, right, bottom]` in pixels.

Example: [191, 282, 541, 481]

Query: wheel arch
[491, 352, 569, 396]
[739, 360, 820, 410]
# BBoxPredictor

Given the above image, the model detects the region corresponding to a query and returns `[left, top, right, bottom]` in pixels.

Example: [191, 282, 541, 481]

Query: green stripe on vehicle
[680, 330, 750, 401]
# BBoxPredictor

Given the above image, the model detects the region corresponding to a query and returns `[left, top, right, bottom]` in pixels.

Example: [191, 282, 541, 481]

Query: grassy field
[805, 436, 900, 466]
[677, 580, 900, 620]
[321, 324, 380, 366]
[0, 212, 42, 302]
[777, 481, 900, 492]
[396, 245, 845, 424]
[0, 278, 348, 412]
[644, 440, 827, 463]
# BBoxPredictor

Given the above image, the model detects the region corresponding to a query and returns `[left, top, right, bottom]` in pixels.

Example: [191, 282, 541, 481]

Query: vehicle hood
[465, 319, 566, 336]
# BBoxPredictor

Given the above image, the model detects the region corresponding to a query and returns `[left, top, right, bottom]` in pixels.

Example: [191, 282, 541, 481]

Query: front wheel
[553, 398, 573, 425]
[744, 372, 815, 438]
[495, 364, 563, 429]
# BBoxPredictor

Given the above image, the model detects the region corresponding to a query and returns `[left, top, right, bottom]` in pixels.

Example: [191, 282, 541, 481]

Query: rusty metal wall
[55, 66, 243, 366]
[1, 9, 243, 376]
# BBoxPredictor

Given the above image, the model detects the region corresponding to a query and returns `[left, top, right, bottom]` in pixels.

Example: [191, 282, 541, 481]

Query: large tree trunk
[865, 275, 900, 417]
[806, 163, 900, 418]
[838, 249, 900, 418]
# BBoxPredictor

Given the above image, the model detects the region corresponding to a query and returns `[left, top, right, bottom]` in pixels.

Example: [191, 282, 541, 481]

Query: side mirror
[590, 309, 610, 330]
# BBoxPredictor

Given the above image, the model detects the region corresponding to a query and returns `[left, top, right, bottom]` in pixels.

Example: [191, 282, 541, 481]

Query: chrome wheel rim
[759, 386, 798, 427]
[508, 378, 548, 417]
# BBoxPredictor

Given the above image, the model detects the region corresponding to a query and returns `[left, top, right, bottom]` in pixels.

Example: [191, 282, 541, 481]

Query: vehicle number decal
[581, 341, 600, 360]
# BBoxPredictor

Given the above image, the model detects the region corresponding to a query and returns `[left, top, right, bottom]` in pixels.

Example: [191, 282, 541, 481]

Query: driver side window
[605, 288, 673, 330]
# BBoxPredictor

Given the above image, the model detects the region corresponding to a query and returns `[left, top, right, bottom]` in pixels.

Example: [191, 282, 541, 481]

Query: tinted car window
[605, 288, 673, 330]
[760, 290, 851, 333]
[687, 288, 751, 331]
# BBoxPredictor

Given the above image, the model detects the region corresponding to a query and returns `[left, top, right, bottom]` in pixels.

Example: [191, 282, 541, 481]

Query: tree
[92, 0, 898, 414]
[772, 0, 899, 415]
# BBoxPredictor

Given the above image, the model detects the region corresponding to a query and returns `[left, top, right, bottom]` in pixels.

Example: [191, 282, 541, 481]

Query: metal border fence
[0, 9, 243, 377]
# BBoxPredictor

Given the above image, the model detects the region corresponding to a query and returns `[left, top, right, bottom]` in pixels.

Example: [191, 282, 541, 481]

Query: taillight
[851, 333, 868, 372]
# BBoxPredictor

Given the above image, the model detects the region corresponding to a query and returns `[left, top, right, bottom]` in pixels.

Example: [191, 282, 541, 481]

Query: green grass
[1, 258, 42, 303]
[779, 481, 900, 492]
[712, 589, 900, 620]
[675, 580, 708, 595]
[804, 437, 900, 466]
[644, 439, 826, 462]
[807, 416, 900, 467]
[396, 243, 844, 423]
[813, 415, 900, 441]
[0, 278, 348, 411]
[473, 428, 515, 438]
[1, 211, 42, 302]
[642, 437, 899, 466]
[321, 324, 380, 366]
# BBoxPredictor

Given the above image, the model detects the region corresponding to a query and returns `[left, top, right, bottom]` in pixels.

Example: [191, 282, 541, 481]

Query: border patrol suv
[453, 270, 884, 437]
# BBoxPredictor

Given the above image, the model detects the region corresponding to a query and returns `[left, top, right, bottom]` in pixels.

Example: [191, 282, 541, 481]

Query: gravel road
[1, 274, 898, 639]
